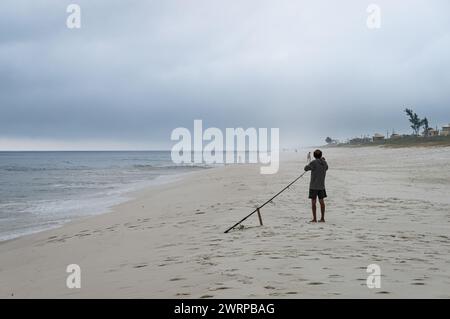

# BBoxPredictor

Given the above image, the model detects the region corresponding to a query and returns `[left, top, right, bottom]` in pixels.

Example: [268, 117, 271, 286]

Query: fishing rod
[224, 170, 309, 233]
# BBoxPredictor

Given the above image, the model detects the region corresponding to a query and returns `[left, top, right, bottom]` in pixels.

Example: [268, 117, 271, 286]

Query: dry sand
[0, 147, 449, 298]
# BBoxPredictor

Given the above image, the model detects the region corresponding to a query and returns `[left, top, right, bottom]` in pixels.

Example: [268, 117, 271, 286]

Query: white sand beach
[0, 147, 449, 298]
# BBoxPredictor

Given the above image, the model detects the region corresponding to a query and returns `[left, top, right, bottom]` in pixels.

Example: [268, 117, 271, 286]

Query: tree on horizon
[421, 117, 430, 137]
[404, 108, 423, 136]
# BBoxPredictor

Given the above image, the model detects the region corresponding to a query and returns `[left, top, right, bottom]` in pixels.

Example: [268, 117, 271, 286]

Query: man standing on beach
[304, 149, 328, 222]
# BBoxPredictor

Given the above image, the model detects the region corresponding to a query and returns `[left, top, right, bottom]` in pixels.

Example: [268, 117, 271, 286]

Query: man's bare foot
[318, 219, 325, 222]
[309, 219, 317, 223]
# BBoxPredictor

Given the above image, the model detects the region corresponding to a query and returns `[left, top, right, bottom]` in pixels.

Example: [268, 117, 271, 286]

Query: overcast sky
[1, 0, 450, 150]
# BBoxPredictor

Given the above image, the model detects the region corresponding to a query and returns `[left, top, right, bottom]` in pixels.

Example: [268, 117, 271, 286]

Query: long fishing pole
[224, 170, 309, 233]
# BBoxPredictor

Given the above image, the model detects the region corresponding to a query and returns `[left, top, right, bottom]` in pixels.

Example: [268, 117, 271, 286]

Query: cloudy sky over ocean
[1, 0, 450, 150]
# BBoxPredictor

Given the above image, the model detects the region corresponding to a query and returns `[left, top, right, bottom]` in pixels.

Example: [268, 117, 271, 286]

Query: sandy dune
[0, 147, 449, 298]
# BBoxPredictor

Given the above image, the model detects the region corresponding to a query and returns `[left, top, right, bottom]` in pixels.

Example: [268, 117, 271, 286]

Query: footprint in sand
[210, 286, 231, 291]
[105, 268, 119, 273]
[75, 233, 91, 238]
[278, 273, 293, 277]
[411, 281, 425, 285]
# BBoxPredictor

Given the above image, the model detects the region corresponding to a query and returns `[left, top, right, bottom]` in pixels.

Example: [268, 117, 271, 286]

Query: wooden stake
[257, 208, 263, 226]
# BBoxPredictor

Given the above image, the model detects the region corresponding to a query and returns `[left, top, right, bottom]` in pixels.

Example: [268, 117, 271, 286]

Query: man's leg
[318, 198, 325, 222]
[311, 198, 317, 222]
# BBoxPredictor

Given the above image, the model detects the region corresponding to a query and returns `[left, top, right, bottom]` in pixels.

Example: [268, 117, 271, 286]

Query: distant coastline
[322, 109, 450, 149]
[326, 135, 450, 148]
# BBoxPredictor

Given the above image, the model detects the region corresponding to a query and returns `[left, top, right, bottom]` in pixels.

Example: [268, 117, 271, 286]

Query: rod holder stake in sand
[257, 208, 263, 226]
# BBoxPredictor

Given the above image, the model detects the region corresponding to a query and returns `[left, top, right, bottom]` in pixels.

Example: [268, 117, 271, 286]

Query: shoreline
[0, 166, 216, 245]
[0, 150, 216, 243]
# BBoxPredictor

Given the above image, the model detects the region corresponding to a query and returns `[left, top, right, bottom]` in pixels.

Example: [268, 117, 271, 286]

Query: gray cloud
[1, 0, 450, 149]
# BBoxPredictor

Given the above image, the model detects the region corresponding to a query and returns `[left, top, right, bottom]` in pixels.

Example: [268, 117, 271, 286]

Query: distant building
[424, 127, 439, 137]
[372, 133, 385, 142]
[390, 133, 402, 139]
[440, 124, 450, 136]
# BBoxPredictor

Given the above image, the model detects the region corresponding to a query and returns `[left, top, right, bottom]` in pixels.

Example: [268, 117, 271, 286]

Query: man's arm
[304, 161, 314, 171]
[322, 158, 328, 171]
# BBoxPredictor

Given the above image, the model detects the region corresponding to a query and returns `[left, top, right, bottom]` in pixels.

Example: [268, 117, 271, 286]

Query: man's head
[313, 149, 322, 159]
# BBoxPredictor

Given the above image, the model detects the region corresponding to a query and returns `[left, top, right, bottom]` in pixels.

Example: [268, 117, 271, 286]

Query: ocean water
[0, 151, 210, 241]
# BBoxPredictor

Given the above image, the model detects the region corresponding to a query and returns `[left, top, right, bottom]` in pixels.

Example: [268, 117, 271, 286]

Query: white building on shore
[440, 124, 450, 136]
[372, 133, 385, 142]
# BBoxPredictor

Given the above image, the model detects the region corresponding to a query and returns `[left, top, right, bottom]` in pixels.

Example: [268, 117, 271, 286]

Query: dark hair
[313, 149, 322, 159]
